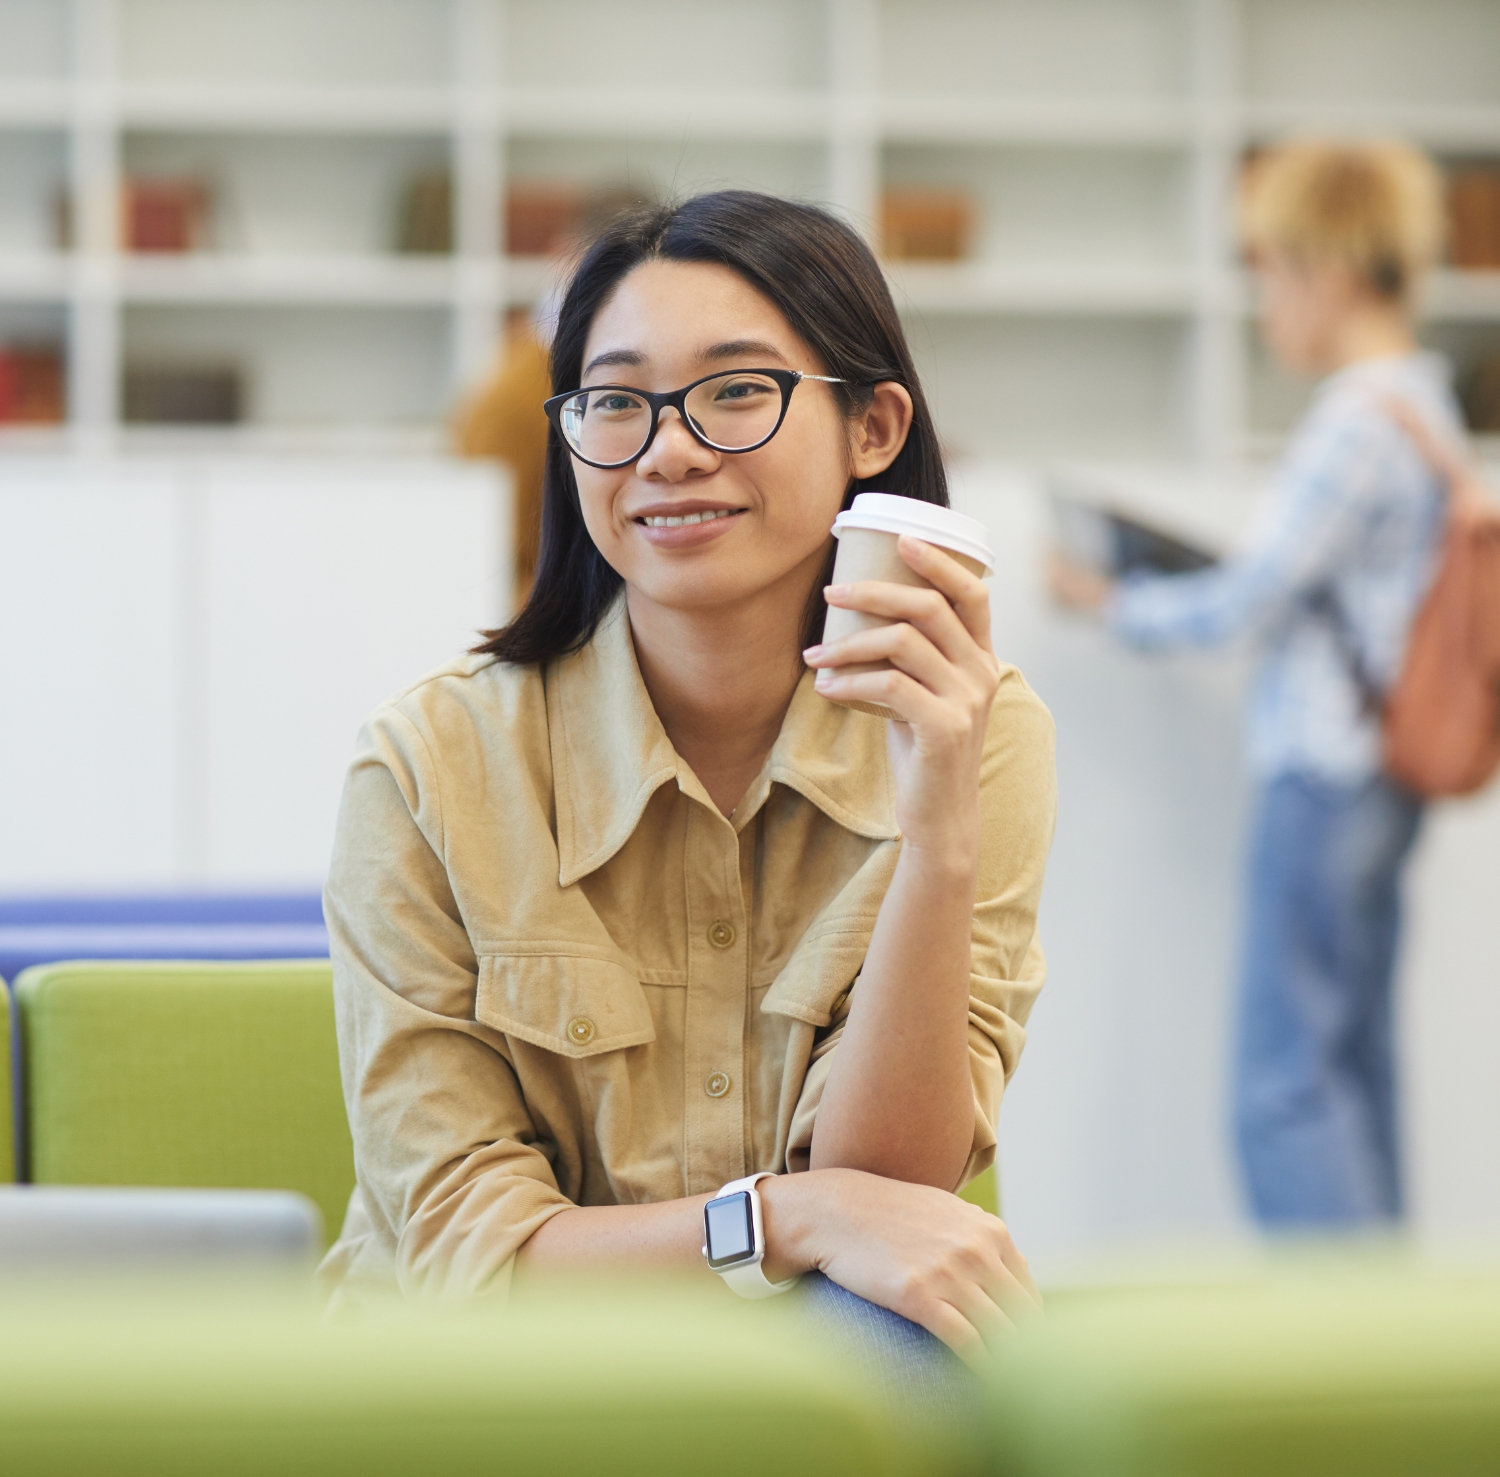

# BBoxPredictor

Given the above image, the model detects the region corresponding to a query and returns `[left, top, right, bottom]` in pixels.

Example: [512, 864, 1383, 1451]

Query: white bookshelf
[1, 0, 1499, 459]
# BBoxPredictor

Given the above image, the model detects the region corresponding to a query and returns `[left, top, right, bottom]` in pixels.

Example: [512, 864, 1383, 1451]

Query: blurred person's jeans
[1234, 771, 1423, 1228]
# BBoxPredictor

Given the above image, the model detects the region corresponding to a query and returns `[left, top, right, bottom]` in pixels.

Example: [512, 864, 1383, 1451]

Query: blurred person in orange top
[453, 297, 557, 606]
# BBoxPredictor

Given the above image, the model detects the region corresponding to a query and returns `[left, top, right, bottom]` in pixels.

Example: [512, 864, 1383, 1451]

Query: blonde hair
[1240, 139, 1444, 301]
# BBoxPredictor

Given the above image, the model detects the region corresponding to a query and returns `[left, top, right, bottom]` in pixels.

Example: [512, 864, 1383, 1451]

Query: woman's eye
[593, 393, 643, 414]
[713, 378, 773, 404]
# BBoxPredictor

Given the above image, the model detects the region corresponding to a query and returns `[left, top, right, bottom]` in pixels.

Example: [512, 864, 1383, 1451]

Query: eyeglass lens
[557, 371, 785, 465]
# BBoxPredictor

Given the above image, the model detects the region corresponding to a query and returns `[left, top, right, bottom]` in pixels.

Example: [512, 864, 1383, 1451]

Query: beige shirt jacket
[319, 594, 1057, 1301]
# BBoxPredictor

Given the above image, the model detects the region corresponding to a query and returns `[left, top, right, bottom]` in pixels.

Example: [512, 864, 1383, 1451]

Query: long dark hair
[474, 190, 948, 665]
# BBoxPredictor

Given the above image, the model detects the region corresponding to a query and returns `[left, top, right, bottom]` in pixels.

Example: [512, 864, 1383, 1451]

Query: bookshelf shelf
[0, 253, 72, 299]
[115, 83, 458, 134]
[116, 254, 459, 306]
[877, 99, 1197, 147]
[1244, 103, 1500, 152]
[1, 0, 1497, 457]
[0, 83, 73, 127]
[888, 263, 1197, 316]
[502, 91, 831, 140]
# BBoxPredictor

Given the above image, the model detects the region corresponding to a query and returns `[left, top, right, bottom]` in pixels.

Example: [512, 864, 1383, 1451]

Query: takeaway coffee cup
[820, 492, 995, 720]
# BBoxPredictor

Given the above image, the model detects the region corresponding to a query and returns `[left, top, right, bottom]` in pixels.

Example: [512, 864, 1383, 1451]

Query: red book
[0, 348, 65, 424]
[122, 178, 211, 253]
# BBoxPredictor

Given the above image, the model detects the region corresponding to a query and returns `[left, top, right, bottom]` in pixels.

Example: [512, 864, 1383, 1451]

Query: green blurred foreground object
[0, 1281, 917, 1477]
[15, 960, 353, 1241]
[986, 1271, 1500, 1476]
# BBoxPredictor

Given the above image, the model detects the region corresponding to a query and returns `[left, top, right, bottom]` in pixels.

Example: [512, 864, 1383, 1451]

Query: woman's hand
[802, 536, 1001, 854]
[761, 1168, 1042, 1369]
[1046, 549, 1115, 612]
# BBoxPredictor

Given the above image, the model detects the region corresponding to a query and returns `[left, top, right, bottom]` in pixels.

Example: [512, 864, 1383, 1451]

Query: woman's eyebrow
[582, 349, 646, 376]
[702, 339, 788, 364]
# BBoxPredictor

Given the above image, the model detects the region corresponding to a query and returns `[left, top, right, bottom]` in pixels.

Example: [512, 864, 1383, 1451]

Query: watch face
[703, 1191, 756, 1269]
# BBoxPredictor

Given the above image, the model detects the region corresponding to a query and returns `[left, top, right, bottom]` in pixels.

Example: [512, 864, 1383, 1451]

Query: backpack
[1379, 486, 1500, 797]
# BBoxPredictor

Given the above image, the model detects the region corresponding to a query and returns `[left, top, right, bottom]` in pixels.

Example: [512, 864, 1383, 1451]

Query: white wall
[0, 456, 510, 886]
[957, 466, 1500, 1279]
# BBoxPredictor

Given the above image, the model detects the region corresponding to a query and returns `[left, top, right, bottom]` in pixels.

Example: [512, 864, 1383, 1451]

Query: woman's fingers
[898, 537, 994, 652]
[946, 1283, 1017, 1351]
[910, 1299, 989, 1370]
[902, 1286, 1016, 1370]
[807, 621, 962, 700]
[812, 666, 947, 728]
[994, 1222, 1043, 1309]
[910, 1259, 1035, 1369]
[823, 579, 975, 669]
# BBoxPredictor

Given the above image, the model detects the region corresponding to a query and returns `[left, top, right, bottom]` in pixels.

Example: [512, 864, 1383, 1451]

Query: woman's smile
[628, 499, 749, 549]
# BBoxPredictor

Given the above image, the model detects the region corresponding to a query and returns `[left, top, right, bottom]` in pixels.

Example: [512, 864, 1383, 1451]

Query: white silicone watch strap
[707, 1173, 801, 1299]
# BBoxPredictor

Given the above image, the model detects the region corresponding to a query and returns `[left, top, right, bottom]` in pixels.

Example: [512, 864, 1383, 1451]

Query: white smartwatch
[701, 1173, 801, 1299]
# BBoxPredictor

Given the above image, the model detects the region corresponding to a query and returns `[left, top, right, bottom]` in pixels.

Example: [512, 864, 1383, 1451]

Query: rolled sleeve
[324, 708, 573, 1300]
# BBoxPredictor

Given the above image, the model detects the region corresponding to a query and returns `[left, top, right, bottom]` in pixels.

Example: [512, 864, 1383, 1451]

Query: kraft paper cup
[821, 493, 995, 721]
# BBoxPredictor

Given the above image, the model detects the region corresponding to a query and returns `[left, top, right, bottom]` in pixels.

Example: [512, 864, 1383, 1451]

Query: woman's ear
[849, 381, 915, 480]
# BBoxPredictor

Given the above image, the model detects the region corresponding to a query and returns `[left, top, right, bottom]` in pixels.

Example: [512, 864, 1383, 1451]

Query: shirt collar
[545, 595, 899, 888]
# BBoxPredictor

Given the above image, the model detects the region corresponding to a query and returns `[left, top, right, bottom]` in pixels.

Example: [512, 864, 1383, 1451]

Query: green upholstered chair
[15, 960, 353, 1245]
[982, 1269, 1500, 1476]
[0, 982, 14, 1183]
[0, 1280, 920, 1476]
[959, 1164, 999, 1216]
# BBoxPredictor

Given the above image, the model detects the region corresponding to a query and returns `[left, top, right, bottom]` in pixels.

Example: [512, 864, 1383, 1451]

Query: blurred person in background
[456, 194, 641, 606]
[454, 297, 558, 608]
[325, 192, 1055, 1402]
[1051, 140, 1461, 1230]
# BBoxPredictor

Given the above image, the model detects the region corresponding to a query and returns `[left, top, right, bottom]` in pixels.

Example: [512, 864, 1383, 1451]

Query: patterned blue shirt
[1108, 353, 1463, 784]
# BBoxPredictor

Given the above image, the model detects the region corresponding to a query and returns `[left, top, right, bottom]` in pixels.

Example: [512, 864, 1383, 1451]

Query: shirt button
[705, 1071, 732, 1098]
[708, 920, 736, 949]
[566, 1016, 596, 1046]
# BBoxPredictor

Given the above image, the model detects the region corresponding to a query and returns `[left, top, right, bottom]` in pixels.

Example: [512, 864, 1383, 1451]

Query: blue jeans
[797, 1272, 976, 1420]
[1234, 772, 1423, 1228]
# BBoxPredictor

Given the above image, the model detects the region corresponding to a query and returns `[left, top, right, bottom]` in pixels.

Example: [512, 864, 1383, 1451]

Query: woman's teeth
[641, 509, 738, 527]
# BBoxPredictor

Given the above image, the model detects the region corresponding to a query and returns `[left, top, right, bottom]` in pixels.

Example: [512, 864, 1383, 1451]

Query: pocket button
[566, 1016, 596, 1046]
[708, 920, 736, 950]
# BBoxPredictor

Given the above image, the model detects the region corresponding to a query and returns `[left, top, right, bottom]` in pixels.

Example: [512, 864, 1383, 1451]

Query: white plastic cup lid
[831, 493, 995, 574]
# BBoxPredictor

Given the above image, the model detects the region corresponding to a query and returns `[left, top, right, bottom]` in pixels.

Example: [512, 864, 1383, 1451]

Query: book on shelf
[123, 365, 243, 425]
[1447, 168, 1500, 270]
[504, 183, 645, 259]
[880, 190, 976, 262]
[0, 346, 65, 424]
[121, 178, 213, 253]
[396, 170, 453, 254]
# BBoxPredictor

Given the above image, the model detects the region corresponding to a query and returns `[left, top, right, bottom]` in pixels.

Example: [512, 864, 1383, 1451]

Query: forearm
[513, 1193, 713, 1282]
[513, 1174, 831, 1286]
[809, 839, 979, 1189]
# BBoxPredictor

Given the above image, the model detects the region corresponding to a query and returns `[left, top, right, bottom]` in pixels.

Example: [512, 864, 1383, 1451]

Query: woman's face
[571, 258, 911, 622]
[1256, 249, 1361, 377]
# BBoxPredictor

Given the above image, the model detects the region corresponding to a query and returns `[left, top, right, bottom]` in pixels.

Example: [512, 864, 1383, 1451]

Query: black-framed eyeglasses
[543, 367, 849, 470]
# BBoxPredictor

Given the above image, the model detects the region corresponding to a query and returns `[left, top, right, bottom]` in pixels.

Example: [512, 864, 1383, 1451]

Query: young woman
[320, 191, 1056, 1377]
[1051, 140, 1462, 1228]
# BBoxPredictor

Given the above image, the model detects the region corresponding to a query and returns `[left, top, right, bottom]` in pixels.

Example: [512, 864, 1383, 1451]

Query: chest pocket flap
[760, 927, 871, 1028]
[477, 953, 656, 1059]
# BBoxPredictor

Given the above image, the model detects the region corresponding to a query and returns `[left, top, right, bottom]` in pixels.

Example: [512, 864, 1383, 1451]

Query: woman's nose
[635, 406, 719, 480]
